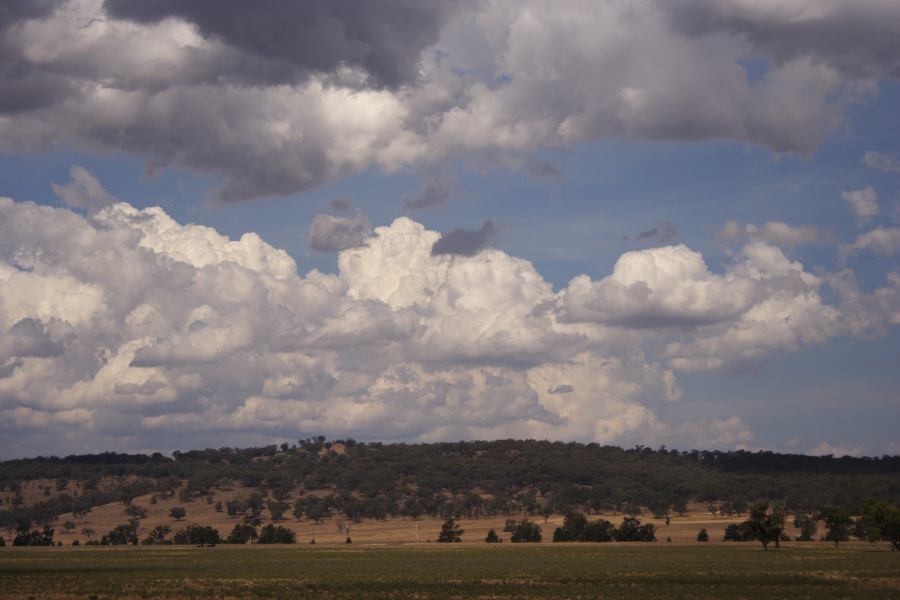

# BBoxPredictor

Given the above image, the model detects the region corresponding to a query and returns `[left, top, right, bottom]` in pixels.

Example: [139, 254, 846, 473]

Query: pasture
[1, 543, 898, 599]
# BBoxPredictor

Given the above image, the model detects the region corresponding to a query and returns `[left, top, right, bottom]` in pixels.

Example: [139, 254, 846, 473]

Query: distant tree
[13, 525, 55, 547]
[438, 517, 464, 543]
[0, 536, 5, 547]
[268, 501, 289, 522]
[257, 524, 296, 544]
[723, 522, 754, 542]
[215, 501, 223, 513]
[146, 524, 171, 544]
[861, 499, 900, 551]
[226, 523, 258, 544]
[125, 504, 147, 519]
[485, 529, 501, 543]
[227, 498, 249, 518]
[345, 536, 352, 544]
[538, 505, 553, 523]
[746, 502, 785, 550]
[80, 528, 95, 540]
[697, 528, 709, 542]
[511, 519, 542, 543]
[170, 506, 186, 521]
[793, 514, 817, 542]
[173, 524, 220, 546]
[101, 523, 138, 546]
[503, 519, 518, 533]
[614, 517, 656, 542]
[62, 520, 76, 533]
[817, 506, 852, 547]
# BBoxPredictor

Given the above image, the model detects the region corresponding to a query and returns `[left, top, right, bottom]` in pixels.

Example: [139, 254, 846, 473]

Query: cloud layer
[2, 0, 899, 201]
[1, 196, 898, 457]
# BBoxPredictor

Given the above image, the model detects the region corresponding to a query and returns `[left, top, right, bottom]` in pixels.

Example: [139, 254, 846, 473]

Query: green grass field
[1, 544, 897, 599]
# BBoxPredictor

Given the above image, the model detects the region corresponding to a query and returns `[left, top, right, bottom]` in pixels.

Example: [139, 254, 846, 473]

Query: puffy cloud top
[1, 196, 898, 457]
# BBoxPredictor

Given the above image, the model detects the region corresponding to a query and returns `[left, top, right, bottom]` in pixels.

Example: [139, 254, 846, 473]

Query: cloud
[431, 220, 499, 257]
[1, 196, 898, 456]
[862, 151, 900, 173]
[627, 221, 677, 245]
[720, 220, 828, 246]
[807, 441, 864, 458]
[51, 165, 119, 213]
[329, 197, 353, 212]
[842, 186, 880, 226]
[308, 211, 372, 253]
[1, 1, 897, 200]
[664, 0, 900, 79]
[103, 0, 472, 88]
[840, 227, 900, 257]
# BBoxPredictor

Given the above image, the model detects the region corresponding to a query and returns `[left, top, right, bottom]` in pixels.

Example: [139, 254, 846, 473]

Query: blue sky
[1, 1, 899, 458]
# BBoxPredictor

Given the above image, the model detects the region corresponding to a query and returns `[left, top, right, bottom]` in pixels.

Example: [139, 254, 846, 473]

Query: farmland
[1, 544, 898, 599]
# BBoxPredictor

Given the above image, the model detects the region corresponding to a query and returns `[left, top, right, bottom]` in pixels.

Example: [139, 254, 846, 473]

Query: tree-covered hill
[2, 439, 898, 531]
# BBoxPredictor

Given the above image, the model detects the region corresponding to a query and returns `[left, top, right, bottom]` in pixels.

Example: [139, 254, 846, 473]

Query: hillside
[2, 439, 899, 545]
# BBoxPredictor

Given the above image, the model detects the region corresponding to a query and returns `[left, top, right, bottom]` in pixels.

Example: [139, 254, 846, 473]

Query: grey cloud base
[2, 1, 899, 201]
[1, 197, 898, 458]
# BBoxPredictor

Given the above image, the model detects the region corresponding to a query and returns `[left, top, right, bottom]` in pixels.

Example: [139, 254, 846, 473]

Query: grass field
[1, 544, 898, 599]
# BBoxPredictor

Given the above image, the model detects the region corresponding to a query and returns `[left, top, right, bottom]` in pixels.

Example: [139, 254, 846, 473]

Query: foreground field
[1, 544, 898, 599]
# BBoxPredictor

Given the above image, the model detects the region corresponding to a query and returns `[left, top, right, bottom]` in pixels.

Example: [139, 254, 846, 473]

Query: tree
[81, 527, 95, 540]
[438, 517, 464, 543]
[746, 502, 785, 550]
[861, 499, 900, 551]
[793, 514, 817, 542]
[511, 519, 542, 543]
[697, 528, 709, 542]
[101, 523, 138, 546]
[62, 520, 76, 533]
[226, 523, 258, 544]
[268, 501, 289, 522]
[170, 506, 187, 521]
[257, 524, 296, 544]
[125, 504, 147, 519]
[145, 524, 171, 544]
[215, 501, 223, 513]
[723, 522, 754, 542]
[485, 529, 501, 543]
[538, 505, 553, 523]
[0, 536, 5, 547]
[12, 523, 55, 547]
[614, 517, 656, 542]
[817, 506, 852, 547]
[173, 524, 220, 546]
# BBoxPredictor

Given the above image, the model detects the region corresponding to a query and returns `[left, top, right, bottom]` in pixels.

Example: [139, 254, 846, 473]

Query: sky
[1, 0, 899, 459]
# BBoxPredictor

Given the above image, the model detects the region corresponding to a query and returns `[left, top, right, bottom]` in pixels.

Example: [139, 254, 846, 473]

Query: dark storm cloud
[308, 212, 372, 252]
[627, 221, 677, 245]
[104, 0, 472, 87]
[431, 220, 498, 257]
[3, 318, 64, 358]
[0, 0, 62, 30]
[665, 0, 900, 78]
[329, 197, 353, 211]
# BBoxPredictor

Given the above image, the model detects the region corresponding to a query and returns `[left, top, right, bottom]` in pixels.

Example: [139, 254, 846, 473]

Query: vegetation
[696, 528, 709, 542]
[2, 440, 899, 537]
[510, 519, 542, 543]
[437, 517, 464, 543]
[1, 545, 898, 599]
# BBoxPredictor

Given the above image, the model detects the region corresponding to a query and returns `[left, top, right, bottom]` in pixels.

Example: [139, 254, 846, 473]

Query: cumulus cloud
[1, 1, 897, 201]
[1, 196, 898, 457]
[308, 212, 372, 253]
[51, 165, 119, 212]
[842, 186, 880, 226]
[720, 220, 828, 246]
[862, 150, 900, 173]
[431, 220, 499, 257]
